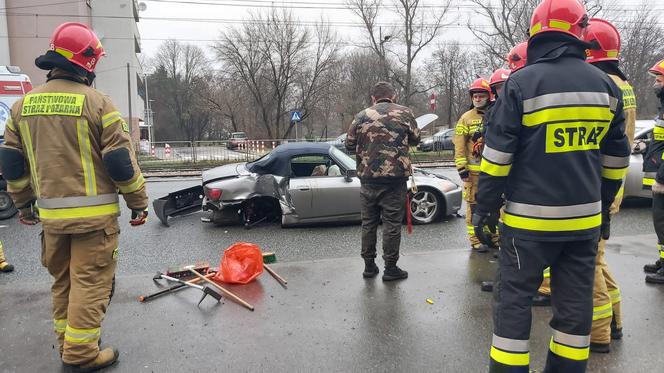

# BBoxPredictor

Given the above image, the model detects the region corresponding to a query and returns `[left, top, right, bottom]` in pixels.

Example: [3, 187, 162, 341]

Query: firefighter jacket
[453, 107, 486, 174]
[476, 34, 630, 241]
[345, 99, 420, 184]
[606, 75, 636, 145]
[0, 69, 148, 234]
[643, 89, 664, 187]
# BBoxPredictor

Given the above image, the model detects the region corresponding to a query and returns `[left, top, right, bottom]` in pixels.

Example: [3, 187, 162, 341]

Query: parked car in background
[417, 128, 454, 152]
[227, 131, 248, 150]
[625, 120, 655, 199]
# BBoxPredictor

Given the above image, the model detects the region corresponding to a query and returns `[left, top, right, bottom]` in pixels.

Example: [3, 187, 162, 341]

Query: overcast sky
[136, 0, 657, 65]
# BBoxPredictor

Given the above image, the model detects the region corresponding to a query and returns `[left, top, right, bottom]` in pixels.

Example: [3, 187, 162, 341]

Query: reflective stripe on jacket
[453, 108, 485, 173]
[476, 36, 630, 241]
[1, 70, 148, 233]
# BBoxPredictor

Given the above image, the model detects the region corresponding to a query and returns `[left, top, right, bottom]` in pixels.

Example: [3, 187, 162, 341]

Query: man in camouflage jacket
[345, 81, 420, 281]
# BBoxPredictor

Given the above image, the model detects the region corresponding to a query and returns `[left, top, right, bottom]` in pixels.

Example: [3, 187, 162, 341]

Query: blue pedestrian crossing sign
[290, 111, 302, 122]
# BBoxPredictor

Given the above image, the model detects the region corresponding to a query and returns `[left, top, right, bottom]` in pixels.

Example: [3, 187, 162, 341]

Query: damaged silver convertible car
[153, 143, 462, 227]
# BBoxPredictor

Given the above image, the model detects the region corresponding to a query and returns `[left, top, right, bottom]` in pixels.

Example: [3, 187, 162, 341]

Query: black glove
[471, 131, 483, 142]
[18, 201, 40, 226]
[458, 169, 470, 181]
[600, 211, 611, 241]
[472, 210, 499, 247]
[130, 208, 148, 226]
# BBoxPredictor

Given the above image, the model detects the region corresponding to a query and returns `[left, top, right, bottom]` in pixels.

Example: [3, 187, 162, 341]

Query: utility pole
[144, 73, 153, 144]
[126, 63, 133, 139]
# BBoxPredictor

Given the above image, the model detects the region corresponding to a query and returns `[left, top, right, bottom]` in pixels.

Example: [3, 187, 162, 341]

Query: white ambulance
[0, 66, 32, 219]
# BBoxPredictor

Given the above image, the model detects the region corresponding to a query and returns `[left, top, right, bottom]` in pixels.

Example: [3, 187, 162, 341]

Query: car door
[287, 177, 315, 218]
[309, 172, 361, 219]
[286, 154, 327, 219]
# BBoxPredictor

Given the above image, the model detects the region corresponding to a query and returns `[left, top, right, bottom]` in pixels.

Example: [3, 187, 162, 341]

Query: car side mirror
[344, 169, 356, 182]
[633, 140, 647, 155]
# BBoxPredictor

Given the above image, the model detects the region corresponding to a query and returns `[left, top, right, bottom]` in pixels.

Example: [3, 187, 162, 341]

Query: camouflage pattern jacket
[345, 100, 420, 184]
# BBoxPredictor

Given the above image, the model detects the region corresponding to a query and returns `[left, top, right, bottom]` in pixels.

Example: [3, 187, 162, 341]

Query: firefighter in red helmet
[507, 42, 528, 72]
[643, 59, 664, 284]
[580, 17, 635, 352]
[474, 0, 629, 371]
[454, 78, 495, 252]
[489, 68, 510, 98]
[0, 22, 148, 371]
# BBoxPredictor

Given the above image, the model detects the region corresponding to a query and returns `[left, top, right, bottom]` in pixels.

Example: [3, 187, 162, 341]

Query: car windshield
[232, 133, 247, 139]
[330, 146, 356, 171]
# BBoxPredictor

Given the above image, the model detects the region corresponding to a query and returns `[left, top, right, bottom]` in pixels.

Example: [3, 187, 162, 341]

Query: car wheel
[0, 191, 17, 220]
[409, 188, 441, 224]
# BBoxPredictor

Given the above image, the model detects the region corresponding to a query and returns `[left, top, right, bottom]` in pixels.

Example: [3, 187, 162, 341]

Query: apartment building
[0, 0, 145, 146]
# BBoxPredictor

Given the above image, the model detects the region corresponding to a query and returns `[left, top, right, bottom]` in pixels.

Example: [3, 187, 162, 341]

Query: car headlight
[423, 138, 433, 144]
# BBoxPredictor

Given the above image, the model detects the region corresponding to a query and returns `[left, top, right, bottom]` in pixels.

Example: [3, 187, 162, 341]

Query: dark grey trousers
[360, 182, 406, 264]
[653, 193, 664, 244]
[491, 235, 598, 373]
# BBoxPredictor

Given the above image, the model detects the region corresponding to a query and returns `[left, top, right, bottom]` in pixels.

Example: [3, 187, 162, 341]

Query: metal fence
[136, 138, 453, 169]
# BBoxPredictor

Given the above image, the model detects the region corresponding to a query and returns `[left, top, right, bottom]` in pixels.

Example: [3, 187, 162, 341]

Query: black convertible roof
[246, 142, 333, 177]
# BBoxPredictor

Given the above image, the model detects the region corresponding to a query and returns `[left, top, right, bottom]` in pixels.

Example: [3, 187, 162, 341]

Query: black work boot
[0, 262, 14, 272]
[362, 259, 379, 278]
[481, 281, 494, 292]
[63, 347, 119, 372]
[610, 316, 623, 340]
[589, 342, 610, 354]
[532, 293, 551, 307]
[644, 259, 662, 274]
[645, 267, 664, 284]
[476, 244, 490, 253]
[382, 263, 408, 281]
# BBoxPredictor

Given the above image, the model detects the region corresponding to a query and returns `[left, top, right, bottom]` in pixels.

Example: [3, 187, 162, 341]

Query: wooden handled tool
[159, 273, 222, 305]
[186, 266, 255, 311]
[264, 264, 287, 287]
[140, 273, 215, 303]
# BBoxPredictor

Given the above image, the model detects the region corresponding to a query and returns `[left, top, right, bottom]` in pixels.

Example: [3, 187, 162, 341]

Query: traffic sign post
[291, 111, 302, 141]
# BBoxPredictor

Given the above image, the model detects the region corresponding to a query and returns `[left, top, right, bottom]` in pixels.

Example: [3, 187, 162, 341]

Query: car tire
[409, 187, 442, 225]
[0, 191, 17, 220]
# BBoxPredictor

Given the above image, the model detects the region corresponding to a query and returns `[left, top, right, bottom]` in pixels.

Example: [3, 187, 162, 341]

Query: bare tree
[426, 41, 481, 126]
[215, 10, 339, 139]
[467, 0, 607, 68]
[615, 3, 664, 118]
[346, 0, 451, 106]
[152, 40, 213, 142]
[288, 21, 340, 139]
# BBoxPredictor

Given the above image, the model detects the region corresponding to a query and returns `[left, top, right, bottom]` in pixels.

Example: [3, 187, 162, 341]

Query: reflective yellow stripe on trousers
[54, 319, 67, 333]
[549, 330, 590, 361]
[592, 302, 613, 321]
[490, 334, 529, 367]
[64, 325, 100, 344]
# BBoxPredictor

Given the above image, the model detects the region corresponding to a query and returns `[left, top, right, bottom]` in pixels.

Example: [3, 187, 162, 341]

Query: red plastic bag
[213, 242, 264, 284]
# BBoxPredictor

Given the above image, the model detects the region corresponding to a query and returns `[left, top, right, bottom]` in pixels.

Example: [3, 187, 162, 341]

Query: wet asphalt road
[0, 168, 653, 285]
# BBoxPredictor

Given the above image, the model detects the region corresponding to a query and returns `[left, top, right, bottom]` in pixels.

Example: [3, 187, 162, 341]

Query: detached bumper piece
[152, 185, 204, 227]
